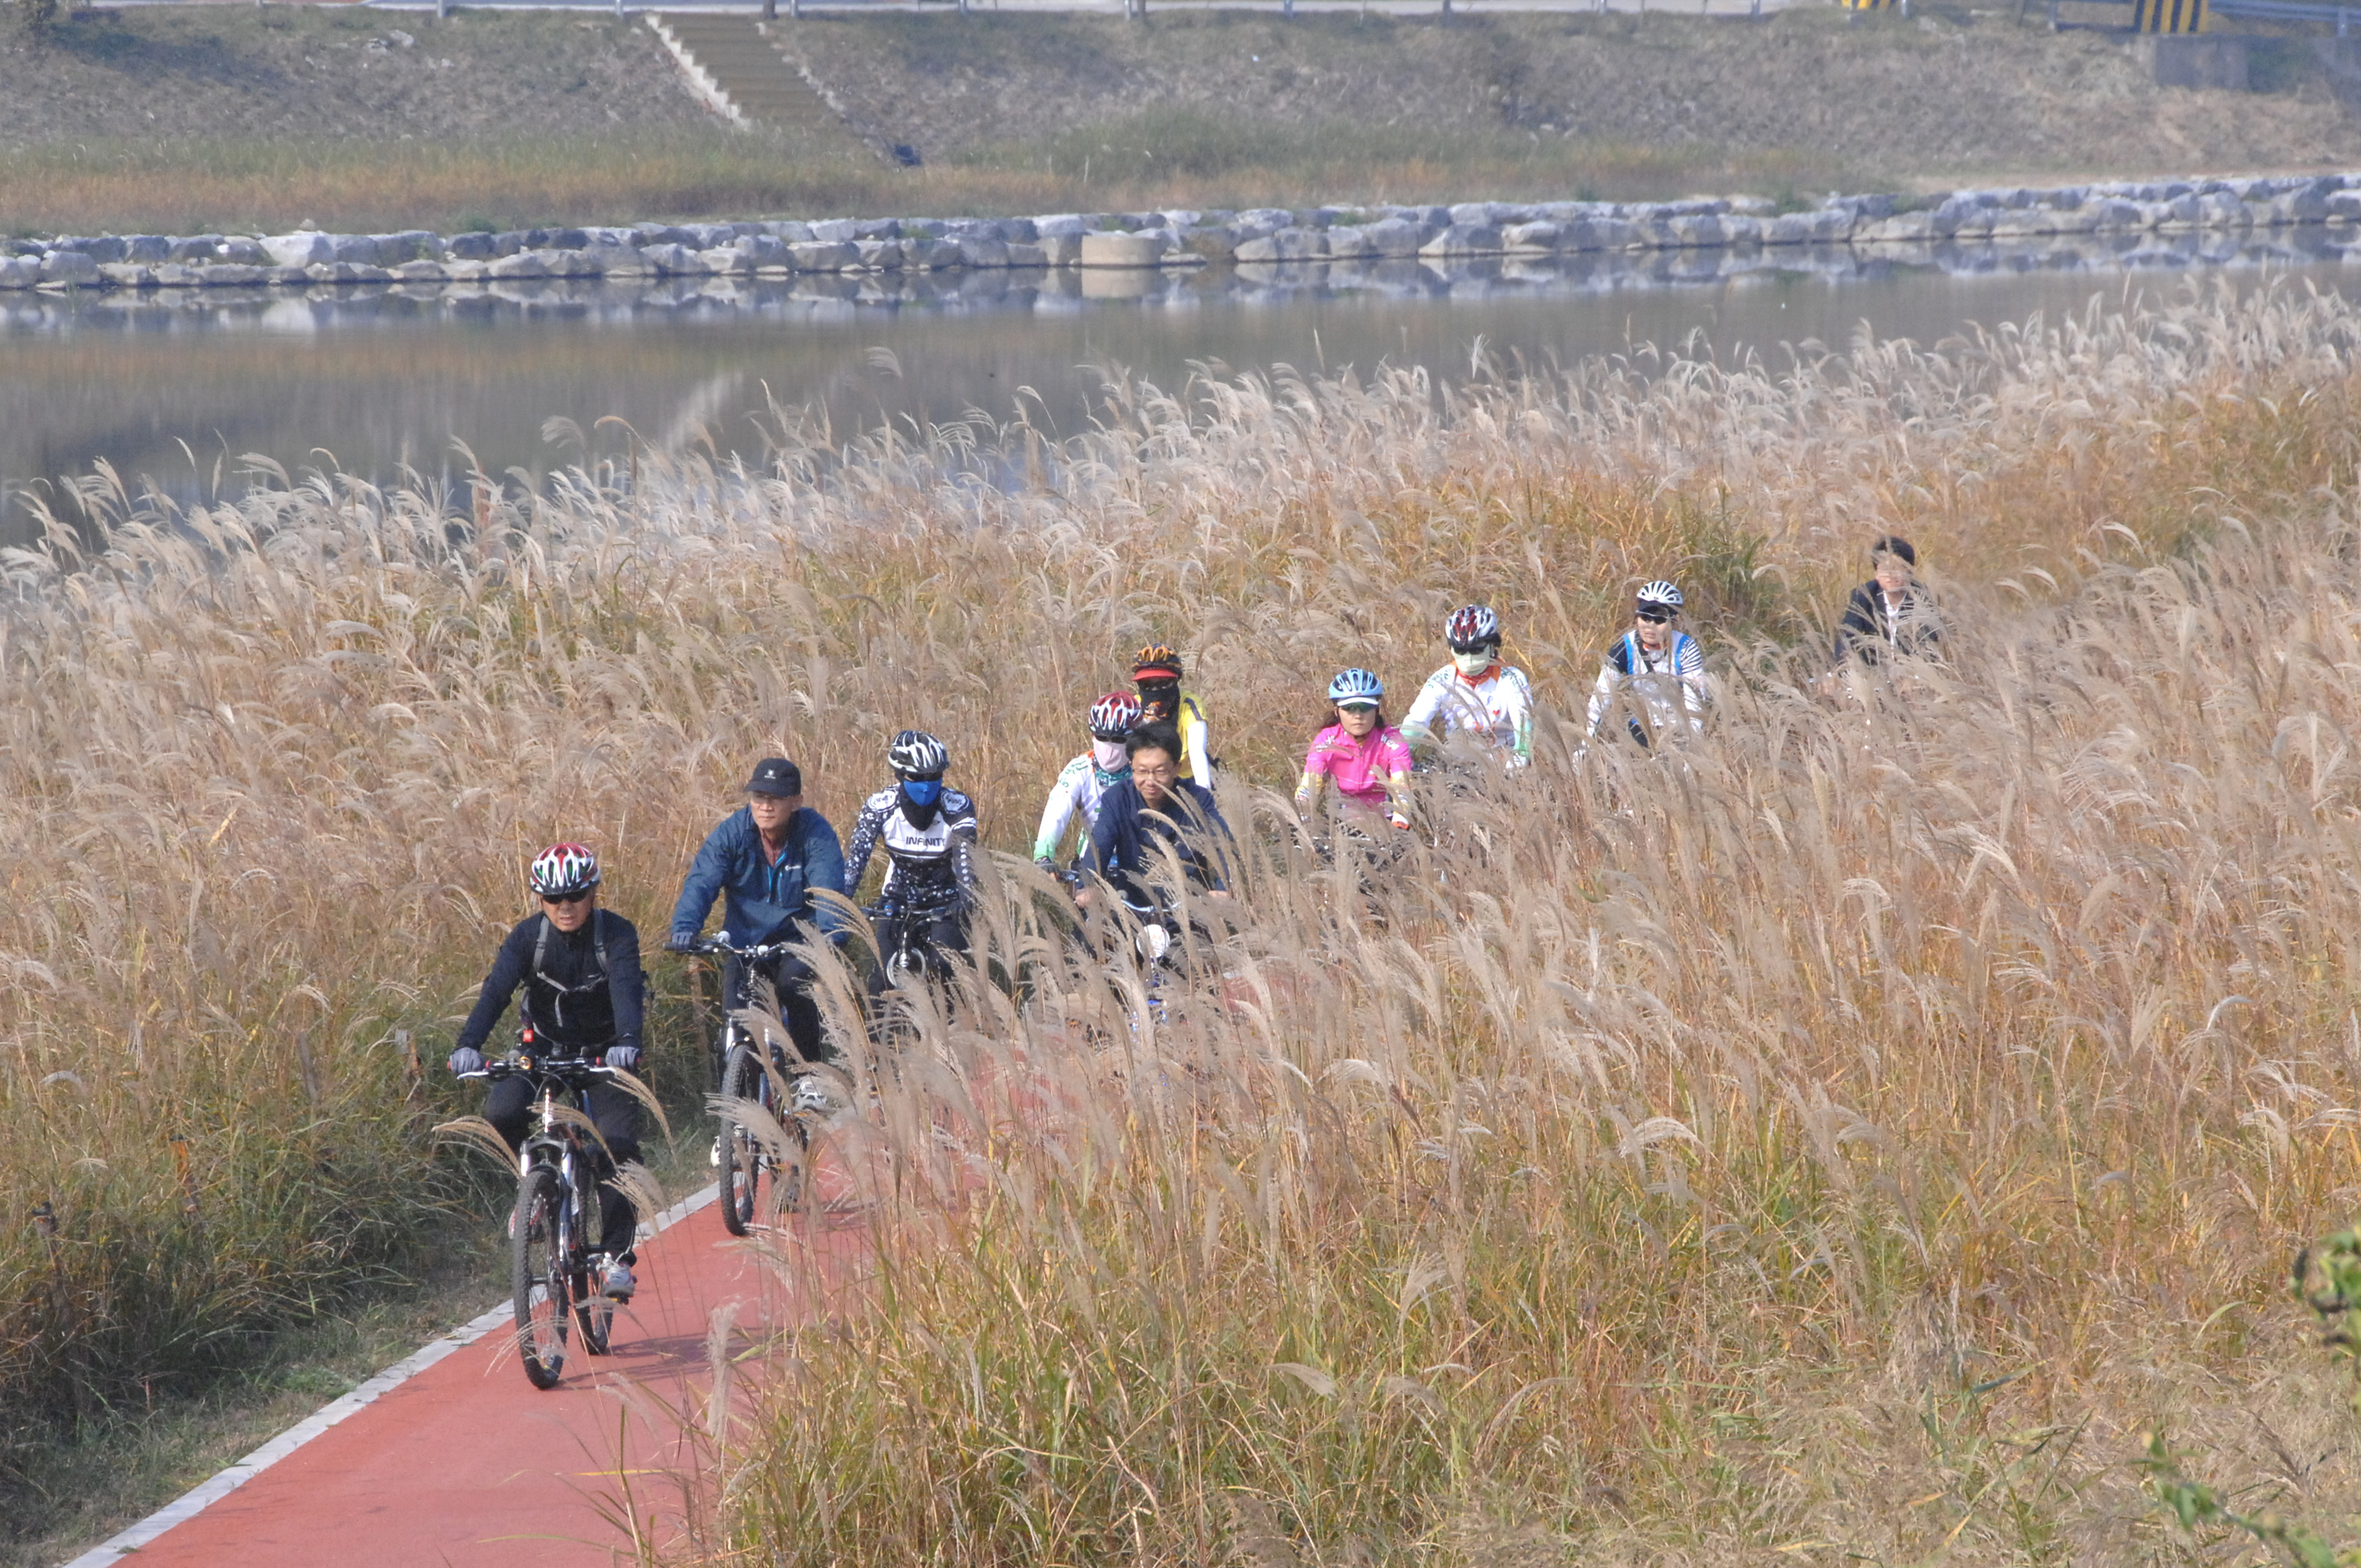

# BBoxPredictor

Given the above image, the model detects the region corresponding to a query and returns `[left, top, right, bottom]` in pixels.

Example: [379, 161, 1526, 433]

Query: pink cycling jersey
[1299, 723, 1412, 811]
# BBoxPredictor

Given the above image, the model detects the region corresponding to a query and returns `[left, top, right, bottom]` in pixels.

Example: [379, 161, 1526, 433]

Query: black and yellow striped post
[1843, 0, 1903, 10]
[2133, 0, 2207, 31]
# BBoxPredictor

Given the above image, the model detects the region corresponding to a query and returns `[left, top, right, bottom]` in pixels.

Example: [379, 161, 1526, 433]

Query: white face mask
[1092, 740, 1130, 773]
[1453, 648, 1495, 678]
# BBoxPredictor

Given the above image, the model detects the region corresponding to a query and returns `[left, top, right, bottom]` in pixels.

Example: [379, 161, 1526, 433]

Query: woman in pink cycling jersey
[1296, 668, 1413, 830]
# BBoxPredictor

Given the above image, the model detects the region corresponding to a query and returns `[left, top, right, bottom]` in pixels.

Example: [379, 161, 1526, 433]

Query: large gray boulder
[40, 250, 101, 286]
[262, 233, 336, 268]
[1235, 227, 1326, 263]
[1418, 224, 1503, 258]
[957, 234, 1009, 269]
[735, 233, 791, 269]
[1323, 225, 1377, 260]
[788, 240, 858, 272]
[1176, 225, 1242, 262]
[1363, 218, 1430, 258]
[0, 257, 39, 288]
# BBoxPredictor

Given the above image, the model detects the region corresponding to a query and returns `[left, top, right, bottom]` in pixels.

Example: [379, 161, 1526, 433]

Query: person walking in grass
[1585, 580, 1707, 749]
[448, 843, 648, 1302]
[667, 756, 847, 1115]
[1296, 668, 1414, 832]
[1401, 604, 1534, 768]
[1834, 534, 1943, 667]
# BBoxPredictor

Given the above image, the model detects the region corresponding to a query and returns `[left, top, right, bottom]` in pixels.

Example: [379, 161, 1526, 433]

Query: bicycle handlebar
[457, 1056, 617, 1085]
[685, 933, 799, 962]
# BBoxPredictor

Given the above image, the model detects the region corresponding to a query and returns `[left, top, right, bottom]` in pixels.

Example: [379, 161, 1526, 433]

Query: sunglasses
[1338, 702, 1380, 715]
[542, 890, 592, 907]
[1446, 641, 1495, 656]
[1636, 608, 1674, 624]
[902, 772, 943, 785]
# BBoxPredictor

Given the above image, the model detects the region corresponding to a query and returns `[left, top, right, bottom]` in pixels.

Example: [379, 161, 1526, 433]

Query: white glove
[604, 1046, 640, 1073]
[448, 1046, 485, 1076]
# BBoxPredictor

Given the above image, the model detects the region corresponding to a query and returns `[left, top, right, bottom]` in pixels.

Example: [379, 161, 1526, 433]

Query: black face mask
[1138, 680, 1179, 718]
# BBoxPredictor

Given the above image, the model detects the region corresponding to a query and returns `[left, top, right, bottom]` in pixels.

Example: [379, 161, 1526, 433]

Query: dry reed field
[4, 279, 2361, 1562]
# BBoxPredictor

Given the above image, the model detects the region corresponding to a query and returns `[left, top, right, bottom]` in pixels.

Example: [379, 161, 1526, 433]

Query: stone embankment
[6, 173, 2359, 292]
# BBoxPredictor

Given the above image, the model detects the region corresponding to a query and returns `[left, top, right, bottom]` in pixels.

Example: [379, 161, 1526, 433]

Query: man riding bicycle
[667, 756, 847, 1117]
[448, 843, 648, 1302]
[1082, 720, 1235, 916]
[844, 730, 979, 997]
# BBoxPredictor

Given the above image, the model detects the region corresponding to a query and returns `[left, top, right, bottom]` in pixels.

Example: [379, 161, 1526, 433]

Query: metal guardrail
[2210, 0, 2354, 30]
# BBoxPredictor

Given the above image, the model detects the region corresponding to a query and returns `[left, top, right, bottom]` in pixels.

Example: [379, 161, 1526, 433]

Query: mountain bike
[692, 934, 815, 1238]
[459, 1036, 622, 1390]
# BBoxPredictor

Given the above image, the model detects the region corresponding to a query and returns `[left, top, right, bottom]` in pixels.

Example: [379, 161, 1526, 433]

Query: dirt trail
[80, 1169, 871, 1568]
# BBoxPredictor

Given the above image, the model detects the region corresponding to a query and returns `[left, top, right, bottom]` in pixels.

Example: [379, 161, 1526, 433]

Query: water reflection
[4, 231, 2355, 540]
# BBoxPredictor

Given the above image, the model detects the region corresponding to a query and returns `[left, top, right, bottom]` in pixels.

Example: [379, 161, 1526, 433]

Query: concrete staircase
[648, 15, 869, 152]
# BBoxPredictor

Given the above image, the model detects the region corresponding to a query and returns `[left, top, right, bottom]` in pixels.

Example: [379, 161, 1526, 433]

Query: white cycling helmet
[1636, 580, 1683, 612]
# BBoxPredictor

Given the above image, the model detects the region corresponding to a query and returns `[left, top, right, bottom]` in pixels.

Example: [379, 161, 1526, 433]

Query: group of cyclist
[445, 535, 1938, 1302]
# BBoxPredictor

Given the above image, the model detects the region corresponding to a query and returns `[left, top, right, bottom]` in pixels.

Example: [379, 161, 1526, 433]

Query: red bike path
[65, 1169, 873, 1568]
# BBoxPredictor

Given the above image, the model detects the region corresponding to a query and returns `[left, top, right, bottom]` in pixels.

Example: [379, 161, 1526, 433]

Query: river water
[4, 241, 2355, 540]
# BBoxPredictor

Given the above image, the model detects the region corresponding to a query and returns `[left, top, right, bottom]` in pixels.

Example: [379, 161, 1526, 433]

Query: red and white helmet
[529, 843, 601, 899]
[1087, 691, 1142, 741]
[1445, 605, 1501, 650]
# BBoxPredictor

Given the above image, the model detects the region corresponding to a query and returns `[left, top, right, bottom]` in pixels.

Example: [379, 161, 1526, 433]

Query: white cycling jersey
[1586, 631, 1707, 744]
[1401, 661, 1534, 766]
[1033, 753, 1127, 864]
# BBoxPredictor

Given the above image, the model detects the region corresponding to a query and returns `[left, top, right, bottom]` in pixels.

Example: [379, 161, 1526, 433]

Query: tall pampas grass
[0, 279, 2354, 1568]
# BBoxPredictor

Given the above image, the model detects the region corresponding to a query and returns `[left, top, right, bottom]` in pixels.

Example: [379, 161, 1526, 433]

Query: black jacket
[1835, 579, 1941, 664]
[457, 909, 645, 1057]
[1086, 777, 1233, 902]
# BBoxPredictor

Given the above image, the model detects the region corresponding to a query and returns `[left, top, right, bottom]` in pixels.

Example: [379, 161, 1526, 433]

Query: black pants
[720, 948, 833, 1084]
[869, 904, 969, 1005]
[485, 1075, 643, 1263]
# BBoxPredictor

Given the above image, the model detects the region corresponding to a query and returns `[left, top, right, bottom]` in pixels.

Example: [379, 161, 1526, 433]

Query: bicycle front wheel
[512, 1164, 571, 1389]
[717, 1045, 767, 1236]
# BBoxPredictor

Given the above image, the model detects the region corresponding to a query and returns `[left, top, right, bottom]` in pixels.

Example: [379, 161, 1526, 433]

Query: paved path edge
[57, 1182, 722, 1568]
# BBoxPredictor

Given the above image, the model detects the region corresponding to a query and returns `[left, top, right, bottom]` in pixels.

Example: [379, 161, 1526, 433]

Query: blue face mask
[902, 778, 943, 807]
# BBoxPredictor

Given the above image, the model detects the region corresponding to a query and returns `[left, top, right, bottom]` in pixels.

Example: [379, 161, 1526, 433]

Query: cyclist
[1296, 668, 1413, 831]
[447, 843, 647, 1302]
[1401, 605, 1534, 768]
[1835, 535, 1942, 666]
[844, 730, 979, 993]
[1585, 580, 1708, 749]
[1083, 720, 1234, 915]
[1034, 692, 1142, 873]
[1131, 645, 1214, 785]
[667, 756, 846, 1116]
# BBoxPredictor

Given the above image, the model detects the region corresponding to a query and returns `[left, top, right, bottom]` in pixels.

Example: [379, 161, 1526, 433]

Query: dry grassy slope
[0, 7, 706, 150]
[790, 8, 2361, 182]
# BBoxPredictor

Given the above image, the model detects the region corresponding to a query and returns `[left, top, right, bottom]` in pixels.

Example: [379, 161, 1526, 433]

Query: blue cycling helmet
[1327, 668, 1384, 703]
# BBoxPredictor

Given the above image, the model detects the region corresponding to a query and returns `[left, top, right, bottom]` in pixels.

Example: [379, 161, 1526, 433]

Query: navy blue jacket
[1087, 778, 1233, 898]
[670, 805, 847, 947]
